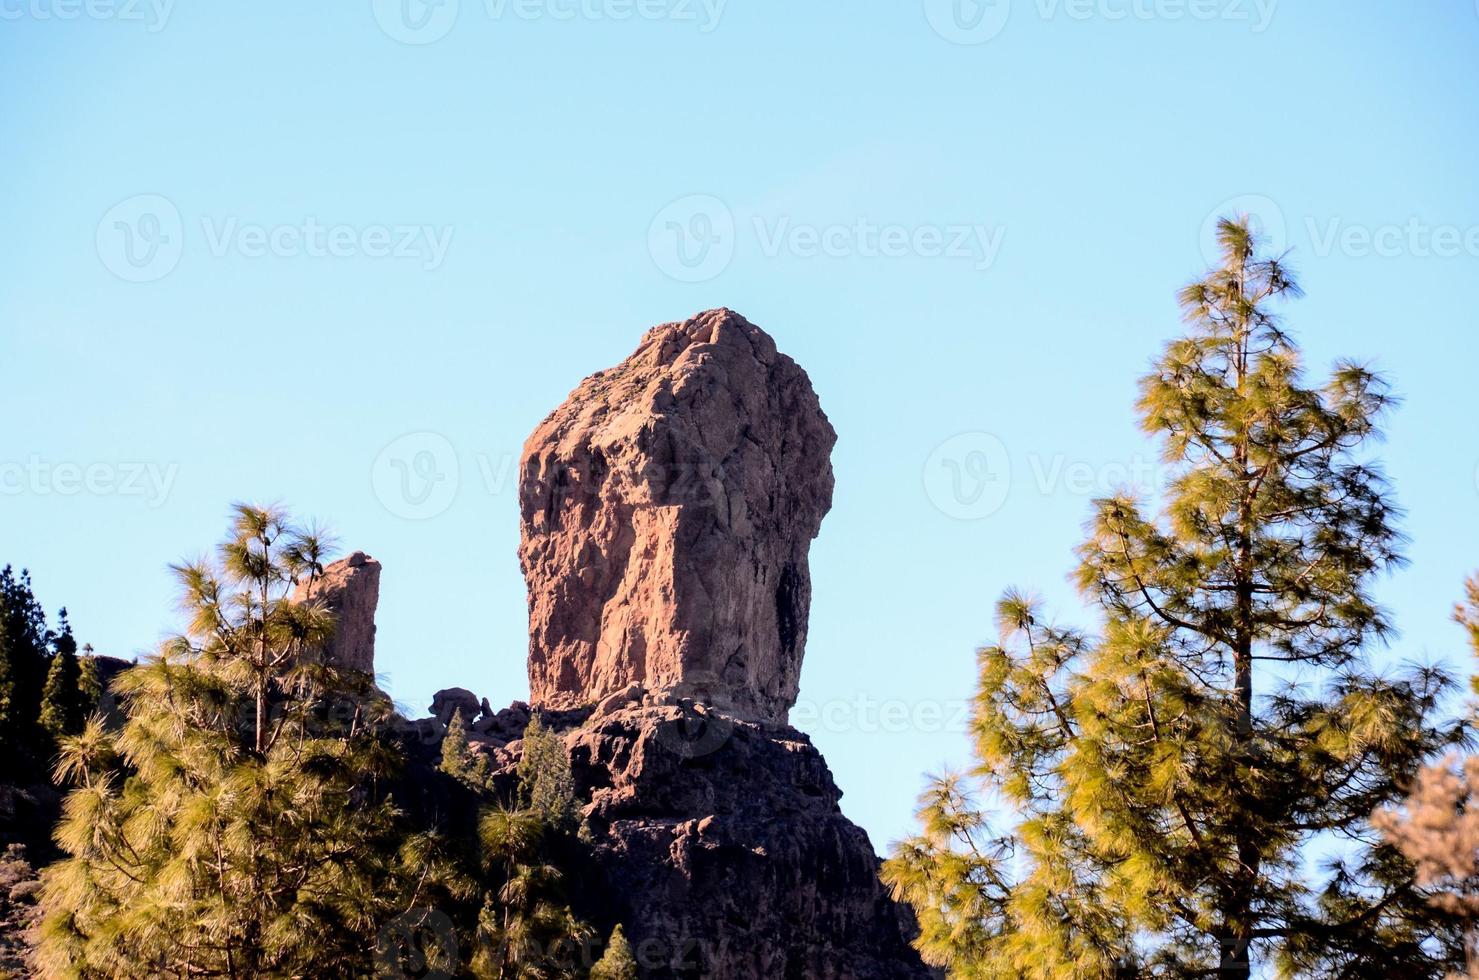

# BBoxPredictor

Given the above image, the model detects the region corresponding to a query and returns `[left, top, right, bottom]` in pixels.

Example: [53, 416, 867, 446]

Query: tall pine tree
[470, 716, 590, 978]
[38, 609, 86, 743]
[36, 504, 432, 978]
[0, 565, 55, 777]
[884, 217, 1464, 977]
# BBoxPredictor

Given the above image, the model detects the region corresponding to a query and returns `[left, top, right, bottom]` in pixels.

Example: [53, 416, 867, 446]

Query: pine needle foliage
[470, 715, 590, 978]
[884, 217, 1465, 978]
[442, 707, 491, 789]
[76, 650, 102, 720]
[0, 565, 57, 778]
[39, 612, 86, 743]
[35, 504, 430, 979]
[590, 924, 639, 980]
[517, 715, 576, 829]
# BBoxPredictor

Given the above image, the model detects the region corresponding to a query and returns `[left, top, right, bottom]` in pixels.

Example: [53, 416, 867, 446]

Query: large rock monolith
[517, 308, 836, 723]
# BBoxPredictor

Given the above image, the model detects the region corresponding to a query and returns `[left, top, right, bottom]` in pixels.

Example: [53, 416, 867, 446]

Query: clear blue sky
[2, 1, 1477, 853]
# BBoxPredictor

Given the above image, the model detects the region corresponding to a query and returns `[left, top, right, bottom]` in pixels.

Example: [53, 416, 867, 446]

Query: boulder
[429, 687, 481, 727]
[518, 309, 836, 723]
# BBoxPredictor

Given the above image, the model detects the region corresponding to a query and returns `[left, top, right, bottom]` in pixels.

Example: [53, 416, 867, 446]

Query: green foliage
[885, 217, 1465, 978]
[35, 504, 432, 979]
[1371, 577, 1479, 975]
[38, 613, 86, 743]
[590, 924, 638, 980]
[466, 715, 589, 977]
[76, 649, 101, 719]
[442, 707, 490, 789]
[518, 715, 576, 828]
[0, 565, 56, 776]
[472, 802, 592, 978]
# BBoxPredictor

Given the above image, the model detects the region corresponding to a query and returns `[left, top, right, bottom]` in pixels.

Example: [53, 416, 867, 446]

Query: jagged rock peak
[518, 309, 837, 723]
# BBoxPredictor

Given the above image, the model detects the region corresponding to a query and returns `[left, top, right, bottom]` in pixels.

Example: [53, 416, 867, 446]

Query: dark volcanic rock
[484, 706, 933, 980]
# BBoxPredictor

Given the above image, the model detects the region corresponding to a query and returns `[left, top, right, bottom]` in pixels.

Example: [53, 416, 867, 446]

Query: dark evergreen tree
[0, 565, 56, 778]
[442, 707, 490, 789]
[38, 610, 85, 743]
[470, 717, 590, 978]
[75, 645, 102, 719]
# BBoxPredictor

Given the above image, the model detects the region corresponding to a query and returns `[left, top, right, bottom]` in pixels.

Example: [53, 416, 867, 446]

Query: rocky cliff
[485, 699, 929, 979]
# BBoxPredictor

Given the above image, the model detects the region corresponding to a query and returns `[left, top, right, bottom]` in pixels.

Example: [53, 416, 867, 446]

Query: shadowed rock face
[518, 309, 837, 723]
[291, 552, 380, 674]
[466, 705, 936, 980]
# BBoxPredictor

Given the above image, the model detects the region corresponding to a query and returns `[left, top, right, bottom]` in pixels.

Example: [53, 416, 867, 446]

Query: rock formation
[476, 703, 933, 979]
[291, 551, 380, 673]
[389, 310, 930, 976]
[518, 308, 837, 723]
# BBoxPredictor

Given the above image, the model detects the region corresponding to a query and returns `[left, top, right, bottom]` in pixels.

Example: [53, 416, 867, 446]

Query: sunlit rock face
[291, 551, 379, 674]
[517, 309, 836, 723]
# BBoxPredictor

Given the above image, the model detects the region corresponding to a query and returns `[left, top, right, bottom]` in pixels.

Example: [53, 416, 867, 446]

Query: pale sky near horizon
[2, 1, 1478, 854]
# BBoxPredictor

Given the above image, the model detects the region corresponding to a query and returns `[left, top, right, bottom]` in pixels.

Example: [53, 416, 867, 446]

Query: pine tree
[884, 217, 1464, 978]
[518, 714, 576, 828]
[469, 716, 590, 978]
[38, 610, 85, 743]
[590, 924, 639, 979]
[442, 707, 490, 789]
[472, 803, 591, 979]
[0, 565, 55, 778]
[36, 504, 429, 978]
[75, 646, 102, 718]
[443, 706, 474, 775]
